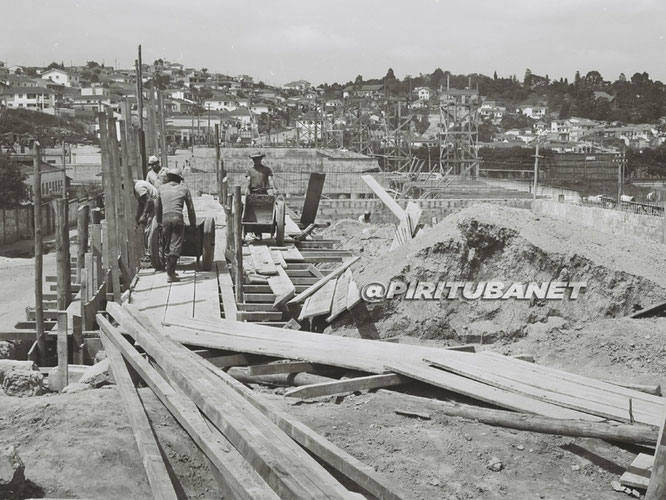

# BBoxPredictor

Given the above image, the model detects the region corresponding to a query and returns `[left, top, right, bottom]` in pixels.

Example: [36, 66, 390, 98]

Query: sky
[2, 0, 666, 86]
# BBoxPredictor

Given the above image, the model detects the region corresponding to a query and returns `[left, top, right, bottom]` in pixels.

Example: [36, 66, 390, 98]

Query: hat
[148, 155, 159, 164]
[249, 151, 266, 159]
[167, 167, 183, 179]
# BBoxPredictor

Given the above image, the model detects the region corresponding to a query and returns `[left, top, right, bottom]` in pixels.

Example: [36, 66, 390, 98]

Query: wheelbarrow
[150, 216, 216, 271]
[241, 193, 285, 245]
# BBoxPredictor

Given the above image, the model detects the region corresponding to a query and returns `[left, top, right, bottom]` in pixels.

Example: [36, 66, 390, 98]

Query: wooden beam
[646, 413, 666, 499]
[361, 174, 405, 220]
[288, 256, 360, 305]
[233, 187, 243, 304]
[195, 353, 407, 500]
[327, 268, 352, 322]
[300, 173, 326, 227]
[299, 279, 336, 320]
[247, 362, 314, 377]
[54, 312, 68, 392]
[98, 316, 276, 500]
[33, 142, 45, 365]
[99, 325, 179, 500]
[54, 198, 72, 307]
[216, 260, 237, 321]
[285, 373, 407, 399]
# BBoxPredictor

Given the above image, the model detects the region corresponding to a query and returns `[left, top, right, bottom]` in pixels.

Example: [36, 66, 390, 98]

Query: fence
[0, 195, 100, 247]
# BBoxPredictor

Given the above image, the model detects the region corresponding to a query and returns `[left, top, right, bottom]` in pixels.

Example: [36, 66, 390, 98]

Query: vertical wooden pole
[61, 140, 67, 200]
[107, 111, 129, 287]
[98, 113, 122, 302]
[101, 221, 110, 273]
[33, 142, 45, 364]
[158, 89, 168, 169]
[233, 186, 243, 303]
[215, 123, 220, 190]
[646, 415, 666, 499]
[76, 205, 90, 284]
[119, 117, 136, 280]
[91, 216, 102, 287]
[54, 199, 72, 309]
[532, 140, 540, 200]
[55, 311, 68, 392]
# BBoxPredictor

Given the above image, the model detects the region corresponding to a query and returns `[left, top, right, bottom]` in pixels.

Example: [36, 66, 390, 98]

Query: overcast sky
[3, 0, 665, 86]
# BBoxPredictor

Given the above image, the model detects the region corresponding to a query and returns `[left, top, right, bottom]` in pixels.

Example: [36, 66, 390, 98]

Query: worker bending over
[246, 151, 276, 195]
[155, 168, 196, 283]
[133, 180, 159, 261]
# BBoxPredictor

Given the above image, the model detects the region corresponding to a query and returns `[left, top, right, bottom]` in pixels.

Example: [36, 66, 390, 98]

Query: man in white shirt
[134, 179, 160, 263]
[145, 155, 168, 188]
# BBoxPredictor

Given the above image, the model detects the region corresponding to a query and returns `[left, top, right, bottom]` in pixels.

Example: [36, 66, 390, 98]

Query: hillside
[0, 108, 96, 147]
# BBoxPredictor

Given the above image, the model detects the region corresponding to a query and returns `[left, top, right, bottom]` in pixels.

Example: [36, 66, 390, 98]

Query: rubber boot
[167, 256, 180, 283]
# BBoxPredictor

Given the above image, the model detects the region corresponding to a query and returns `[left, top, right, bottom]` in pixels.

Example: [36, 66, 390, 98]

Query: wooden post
[532, 139, 540, 200]
[76, 205, 89, 284]
[54, 199, 72, 309]
[91, 218, 103, 287]
[61, 140, 67, 200]
[33, 142, 45, 365]
[101, 221, 110, 273]
[215, 123, 220, 194]
[233, 186, 243, 303]
[107, 111, 129, 287]
[98, 113, 122, 302]
[55, 311, 68, 392]
[157, 89, 168, 169]
[646, 415, 666, 499]
[119, 117, 137, 281]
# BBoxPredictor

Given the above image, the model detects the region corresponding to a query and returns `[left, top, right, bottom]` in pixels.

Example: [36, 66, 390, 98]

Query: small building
[5, 87, 57, 111]
[40, 68, 80, 88]
[282, 80, 311, 92]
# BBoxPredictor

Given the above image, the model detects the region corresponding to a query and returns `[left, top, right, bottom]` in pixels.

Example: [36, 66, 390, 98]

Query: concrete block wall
[314, 198, 534, 224]
[533, 200, 666, 244]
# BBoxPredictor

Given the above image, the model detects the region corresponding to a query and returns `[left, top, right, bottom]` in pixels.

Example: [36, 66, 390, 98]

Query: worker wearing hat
[155, 167, 197, 282]
[133, 179, 159, 261]
[146, 155, 168, 188]
[246, 151, 276, 195]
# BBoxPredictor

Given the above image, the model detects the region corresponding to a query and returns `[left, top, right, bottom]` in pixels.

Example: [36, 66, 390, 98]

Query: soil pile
[320, 219, 396, 267]
[350, 204, 666, 341]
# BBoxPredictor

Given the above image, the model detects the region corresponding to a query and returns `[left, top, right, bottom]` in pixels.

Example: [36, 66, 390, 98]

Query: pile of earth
[320, 219, 396, 267]
[335, 204, 666, 342]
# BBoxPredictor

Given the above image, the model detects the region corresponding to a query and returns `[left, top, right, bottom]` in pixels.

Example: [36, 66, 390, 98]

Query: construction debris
[0, 446, 25, 498]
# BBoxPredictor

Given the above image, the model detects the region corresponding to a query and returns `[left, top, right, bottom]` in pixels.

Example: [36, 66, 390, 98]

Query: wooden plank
[243, 293, 276, 303]
[164, 269, 195, 324]
[248, 362, 315, 377]
[238, 303, 280, 312]
[278, 245, 304, 263]
[268, 266, 295, 308]
[299, 279, 336, 319]
[308, 264, 324, 278]
[424, 357, 662, 426]
[388, 361, 604, 421]
[193, 350, 408, 500]
[216, 260, 237, 321]
[54, 312, 68, 392]
[250, 245, 278, 276]
[237, 311, 284, 322]
[346, 279, 362, 311]
[288, 256, 360, 305]
[270, 250, 288, 269]
[193, 269, 221, 321]
[621, 453, 652, 489]
[285, 373, 407, 399]
[109, 304, 352, 499]
[300, 173, 326, 226]
[327, 269, 352, 323]
[206, 353, 257, 368]
[99, 326, 179, 500]
[97, 316, 278, 500]
[361, 174, 405, 221]
[647, 413, 666, 498]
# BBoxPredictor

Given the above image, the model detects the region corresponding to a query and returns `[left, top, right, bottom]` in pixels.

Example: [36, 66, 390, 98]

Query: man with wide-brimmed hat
[246, 151, 275, 195]
[146, 155, 168, 188]
[155, 167, 196, 282]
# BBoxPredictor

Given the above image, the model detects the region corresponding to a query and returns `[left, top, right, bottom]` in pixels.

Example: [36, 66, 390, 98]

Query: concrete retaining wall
[315, 198, 534, 224]
[533, 200, 666, 244]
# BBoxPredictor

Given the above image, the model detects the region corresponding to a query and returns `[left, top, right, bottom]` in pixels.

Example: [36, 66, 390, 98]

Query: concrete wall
[315, 198, 533, 224]
[533, 200, 666, 244]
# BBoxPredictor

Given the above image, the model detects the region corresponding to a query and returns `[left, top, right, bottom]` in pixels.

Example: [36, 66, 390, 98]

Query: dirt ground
[0, 204, 663, 499]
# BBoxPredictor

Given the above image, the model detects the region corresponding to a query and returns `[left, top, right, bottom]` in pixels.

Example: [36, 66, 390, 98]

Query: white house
[203, 94, 237, 111]
[5, 88, 57, 111]
[167, 88, 194, 101]
[283, 80, 311, 92]
[519, 105, 548, 119]
[81, 87, 109, 96]
[415, 87, 431, 101]
[41, 69, 79, 88]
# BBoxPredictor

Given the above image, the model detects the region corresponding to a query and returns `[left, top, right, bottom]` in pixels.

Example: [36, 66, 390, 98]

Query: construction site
[2, 60, 666, 500]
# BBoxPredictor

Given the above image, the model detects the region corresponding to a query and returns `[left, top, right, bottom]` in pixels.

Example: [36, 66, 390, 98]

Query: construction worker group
[134, 151, 275, 282]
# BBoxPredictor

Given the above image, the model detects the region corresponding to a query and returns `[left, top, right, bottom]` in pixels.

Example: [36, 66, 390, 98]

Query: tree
[523, 68, 532, 88]
[430, 68, 445, 89]
[493, 71, 498, 81]
[47, 61, 64, 71]
[0, 154, 29, 208]
[385, 68, 396, 81]
[354, 74, 363, 86]
[618, 73, 627, 82]
[585, 70, 603, 87]
[86, 61, 100, 69]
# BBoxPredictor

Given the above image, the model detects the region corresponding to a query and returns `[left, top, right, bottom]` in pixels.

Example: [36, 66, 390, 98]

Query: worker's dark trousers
[162, 219, 184, 258]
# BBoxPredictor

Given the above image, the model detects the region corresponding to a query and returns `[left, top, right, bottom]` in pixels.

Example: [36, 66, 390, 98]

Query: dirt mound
[348, 204, 666, 342]
[320, 219, 395, 267]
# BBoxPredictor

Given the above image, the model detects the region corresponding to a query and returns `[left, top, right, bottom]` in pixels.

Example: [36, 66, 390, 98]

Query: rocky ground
[0, 204, 663, 499]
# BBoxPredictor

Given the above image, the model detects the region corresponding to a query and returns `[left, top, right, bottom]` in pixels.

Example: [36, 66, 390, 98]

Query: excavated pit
[336, 204, 666, 343]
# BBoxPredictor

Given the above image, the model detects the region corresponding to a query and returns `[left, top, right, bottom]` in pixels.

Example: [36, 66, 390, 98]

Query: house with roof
[203, 93, 237, 112]
[518, 105, 548, 119]
[282, 80, 311, 92]
[71, 94, 112, 111]
[343, 84, 384, 99]
[5, 87, 57, 111]
[41, 68, 79, 88]
[167, 88, 194, 101]
[250, 102, 271, 115]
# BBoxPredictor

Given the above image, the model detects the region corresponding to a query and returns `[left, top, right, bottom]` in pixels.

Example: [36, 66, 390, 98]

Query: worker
[245, 151, 275, 195]
[155, 168, 196, 283]
[133, 180, 159, 261]
[146, 155, 168, 188]
[358, 210, 371, 223]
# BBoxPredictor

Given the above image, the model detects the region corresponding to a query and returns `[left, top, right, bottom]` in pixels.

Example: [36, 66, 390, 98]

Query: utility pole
[61, 140, 67, 200]
[33, 142, 45, 365]
[532, 138, 543, 200]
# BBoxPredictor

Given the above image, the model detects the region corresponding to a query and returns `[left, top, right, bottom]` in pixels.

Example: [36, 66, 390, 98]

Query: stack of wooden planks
[159, 315, 666, 434]
[102, 302, 405, 500]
